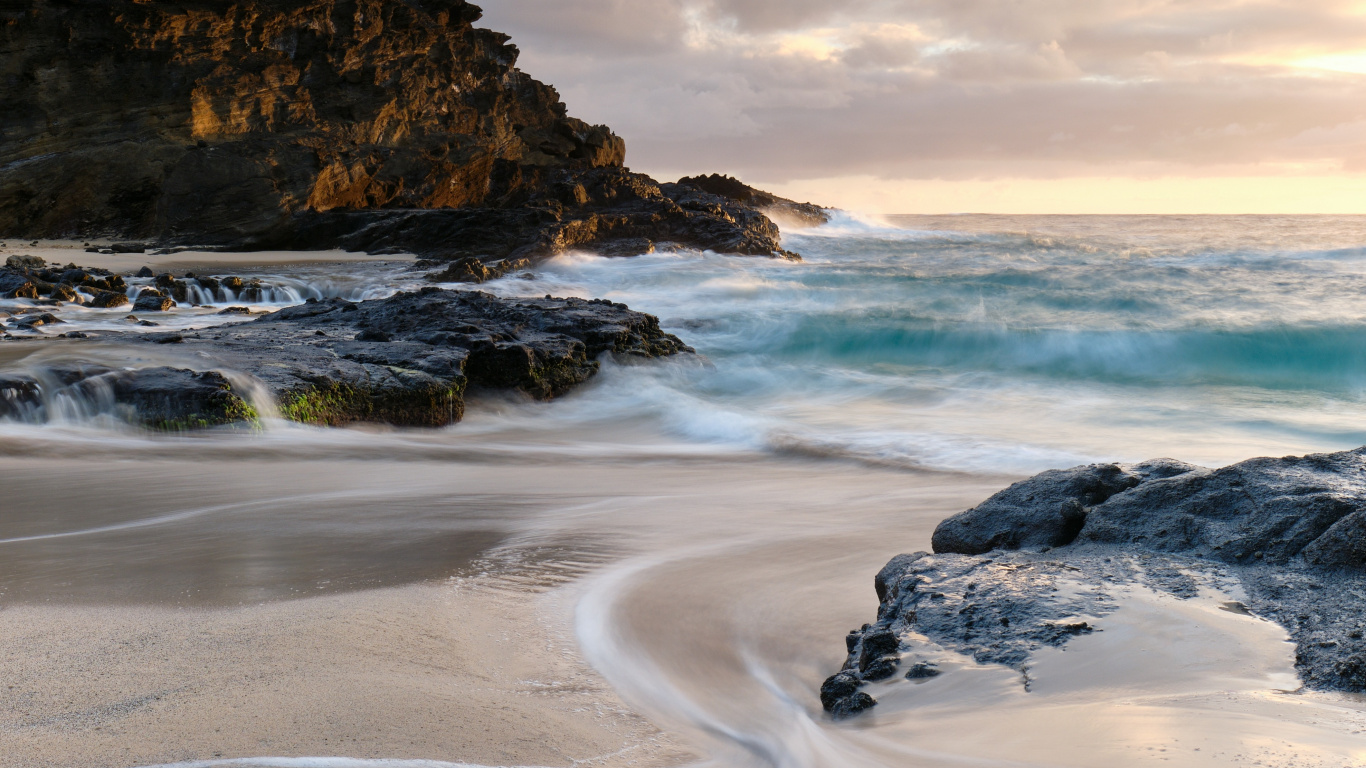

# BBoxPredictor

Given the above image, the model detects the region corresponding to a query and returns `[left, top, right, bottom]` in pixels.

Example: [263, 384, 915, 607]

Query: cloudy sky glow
[481, 1, 1366, 213]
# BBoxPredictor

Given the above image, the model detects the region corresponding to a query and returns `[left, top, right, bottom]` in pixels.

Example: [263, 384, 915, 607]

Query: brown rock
[47, 283, 78, 302]
[87, 290, 131, 309]
[134, 295, 177, 312]
[0, 270, 38, 299]
[0, 0, 624, 244]
[154, 274, 189, 303]
[677, 174, 831, 228]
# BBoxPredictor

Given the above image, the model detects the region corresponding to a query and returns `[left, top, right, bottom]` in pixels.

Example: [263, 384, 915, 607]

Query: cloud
[479, 0, 688, 55]
[477, 0, 1366, 188]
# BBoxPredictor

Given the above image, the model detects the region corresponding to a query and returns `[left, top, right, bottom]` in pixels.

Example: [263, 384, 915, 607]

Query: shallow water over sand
[5, 217, 1366, 767]
[4, 431, 1364, 767]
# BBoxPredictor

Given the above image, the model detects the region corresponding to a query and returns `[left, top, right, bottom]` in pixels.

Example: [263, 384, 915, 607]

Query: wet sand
[4, 427, 1366, 767]
[0, 450, 707, 768]
[0, 443, 970, 768]
[0, 583, 692, 768]
[2, 240, 410, 274]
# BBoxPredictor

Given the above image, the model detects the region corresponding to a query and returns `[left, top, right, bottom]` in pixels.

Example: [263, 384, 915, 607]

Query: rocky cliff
[0, 1, 815, 260]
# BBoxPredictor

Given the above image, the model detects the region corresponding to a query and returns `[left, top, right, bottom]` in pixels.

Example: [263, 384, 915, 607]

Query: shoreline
[0, 442, 997, 768]
[3, 241, 413, 274]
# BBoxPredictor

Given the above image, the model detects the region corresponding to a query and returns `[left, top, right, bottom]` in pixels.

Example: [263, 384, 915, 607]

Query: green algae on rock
[0, 287, 692, 430]
[275, 377, 465, 428]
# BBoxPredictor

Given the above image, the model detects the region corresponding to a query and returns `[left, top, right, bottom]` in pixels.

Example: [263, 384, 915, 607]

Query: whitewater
[3, 214, 1366, 767]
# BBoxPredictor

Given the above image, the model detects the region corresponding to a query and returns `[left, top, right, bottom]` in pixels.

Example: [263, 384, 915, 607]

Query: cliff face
[0, 0, 624, 243]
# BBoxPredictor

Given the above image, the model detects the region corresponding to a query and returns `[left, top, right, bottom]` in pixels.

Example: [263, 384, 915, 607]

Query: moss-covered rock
[1, 287, 690, 431]
[277, 377, 465, 428]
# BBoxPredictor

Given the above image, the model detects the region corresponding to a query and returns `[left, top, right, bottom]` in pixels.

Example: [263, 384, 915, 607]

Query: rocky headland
[821, 449, 1366, 718]
[1, 0, 826, 265]
[0, 0, 830, 429]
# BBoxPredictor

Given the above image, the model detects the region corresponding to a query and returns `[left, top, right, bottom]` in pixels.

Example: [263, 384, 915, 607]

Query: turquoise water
[483, 213, 1366, 473]
[8, 216, 1366, 767]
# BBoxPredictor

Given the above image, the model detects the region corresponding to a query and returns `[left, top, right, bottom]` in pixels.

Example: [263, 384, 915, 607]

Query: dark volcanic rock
[0, 365, 256, 429]
[194, 289, 691, 421]
[1, 0, 622, 245]
[133, 294, 177, 312]
[46, 283, 78, 302]
[930, 459, 1197, 555]
[1074, 451, 1366, 564]
[674, 174, 830, 228]
[0, 2, 822, 261]
[823, 447, 1366, 716]
[6, 255, 45, 270]
[425, 256, 530, 285]
[820, 672, 876, 719]
[0, 270, 38, 299]
[0, 288, 691, 431]
[297, 166, 807, 265]
[87, 290, 131, 309]
[155, 274, 190, 303]
[14, 313, 62, 328]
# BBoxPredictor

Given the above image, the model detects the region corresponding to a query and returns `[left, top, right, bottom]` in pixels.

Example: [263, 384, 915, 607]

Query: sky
[479, 0, 1366, 213]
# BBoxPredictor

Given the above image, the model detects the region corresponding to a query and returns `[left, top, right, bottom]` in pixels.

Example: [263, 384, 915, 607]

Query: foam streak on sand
[0, 492, 356, 545]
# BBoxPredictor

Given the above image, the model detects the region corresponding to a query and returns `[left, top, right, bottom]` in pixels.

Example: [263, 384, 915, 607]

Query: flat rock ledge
[0, 288, 691, 430]
[821, 449, 1366, 718]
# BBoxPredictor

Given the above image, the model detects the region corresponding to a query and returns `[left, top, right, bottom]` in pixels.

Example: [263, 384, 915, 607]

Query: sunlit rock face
[0, 0, 624, 243]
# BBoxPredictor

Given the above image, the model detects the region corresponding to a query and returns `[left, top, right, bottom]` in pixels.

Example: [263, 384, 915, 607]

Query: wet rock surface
[821, 448, 1366, 717]
[2, 287, 691, 429]
[673, 174, 830, 229]
[0, 257, 131, 309]
[291, 166, 807, 269]
[0, 365, 257, 430]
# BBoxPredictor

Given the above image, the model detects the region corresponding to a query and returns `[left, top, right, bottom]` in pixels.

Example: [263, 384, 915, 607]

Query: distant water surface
[470, 213, 1366, 473]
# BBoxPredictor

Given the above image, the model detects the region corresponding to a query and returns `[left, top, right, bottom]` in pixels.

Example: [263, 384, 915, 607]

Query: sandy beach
[0, 573, 692, 768]
[3, 240, 411, 275]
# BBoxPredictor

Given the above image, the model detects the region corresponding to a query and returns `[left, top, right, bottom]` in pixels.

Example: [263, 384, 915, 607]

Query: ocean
[472, 213, 1366, 472]
[3, 215, 1366, 767]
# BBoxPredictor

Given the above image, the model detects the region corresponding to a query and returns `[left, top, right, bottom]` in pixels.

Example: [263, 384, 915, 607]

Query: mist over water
[6, 216, 1366, 767]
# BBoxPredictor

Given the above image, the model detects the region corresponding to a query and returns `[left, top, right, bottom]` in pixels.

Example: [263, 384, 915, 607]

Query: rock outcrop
[1, 287, 691, 428]
[0, 256, 128, 304]
[1, 0, 620, 241]
[821, 448, 1366, 717]
[0, 1, 818, 260]
[673, 174, 830, 229]
[0, 365, 258, 430]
